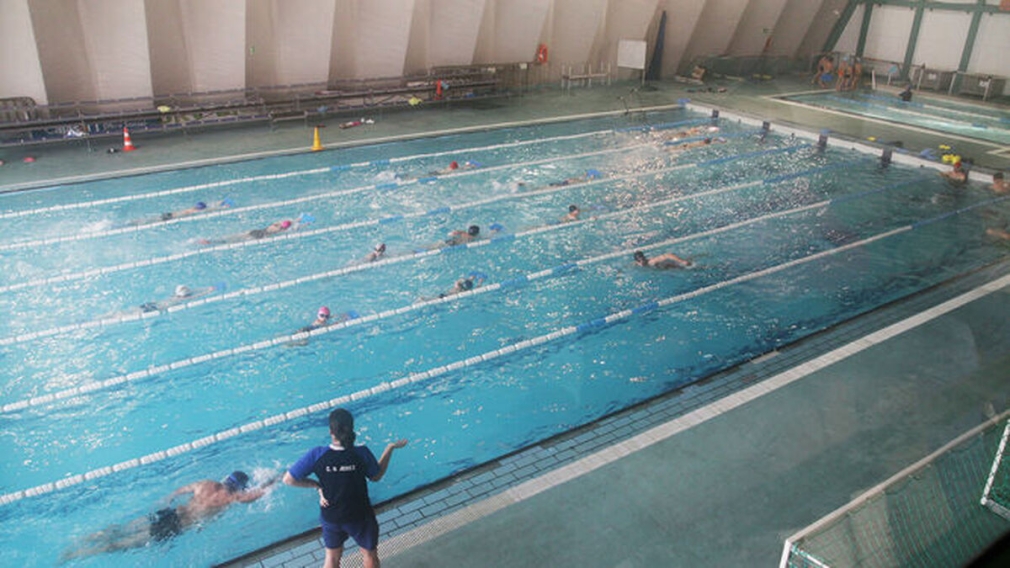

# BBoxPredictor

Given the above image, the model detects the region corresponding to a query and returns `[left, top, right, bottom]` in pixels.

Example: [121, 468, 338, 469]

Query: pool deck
[5, 76, 1010, 567]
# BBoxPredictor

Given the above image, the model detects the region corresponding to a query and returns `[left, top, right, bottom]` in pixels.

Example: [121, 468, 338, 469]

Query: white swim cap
[175, 285, 191, 297]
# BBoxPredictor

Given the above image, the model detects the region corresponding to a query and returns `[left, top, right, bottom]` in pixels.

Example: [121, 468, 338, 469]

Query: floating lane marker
[0, 141, 811, 295]
[6, 205, 978, 506]
[0, 128, 624, 220]
[1, 173, 934, 415]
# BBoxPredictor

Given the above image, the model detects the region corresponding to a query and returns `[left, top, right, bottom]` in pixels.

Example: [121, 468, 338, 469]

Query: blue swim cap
[195, 202, 207, 210]
[586, 169, 602, 179]
[224, 471, 249, 492]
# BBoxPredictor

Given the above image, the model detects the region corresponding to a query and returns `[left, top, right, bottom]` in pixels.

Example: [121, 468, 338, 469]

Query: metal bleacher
[0, 65, 507, 149]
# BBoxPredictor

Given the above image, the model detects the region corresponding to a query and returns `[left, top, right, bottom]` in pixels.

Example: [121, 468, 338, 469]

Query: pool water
[2, 108, 1009, 567]
[781, 90, 1010, 145]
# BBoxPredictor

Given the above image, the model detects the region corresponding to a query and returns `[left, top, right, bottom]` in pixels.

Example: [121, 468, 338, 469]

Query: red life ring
[536, 44, 548, 64]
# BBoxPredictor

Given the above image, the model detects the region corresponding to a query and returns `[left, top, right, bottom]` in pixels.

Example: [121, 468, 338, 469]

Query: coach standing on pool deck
[284, 409, 408, 568]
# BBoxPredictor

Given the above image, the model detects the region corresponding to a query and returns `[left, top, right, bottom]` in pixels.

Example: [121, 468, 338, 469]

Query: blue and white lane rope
[0, 202, 948, 507]
[0, 148, 826, 346]
[0, 176, 934, 413]
[0, 120, 749, 250]
[0, 141, 811, 295]
[0, 119, 701, 220]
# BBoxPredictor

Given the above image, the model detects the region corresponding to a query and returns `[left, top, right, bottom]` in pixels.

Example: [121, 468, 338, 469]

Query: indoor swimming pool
[779, 89, 1010, 146]
[3, 105, 1010, 567]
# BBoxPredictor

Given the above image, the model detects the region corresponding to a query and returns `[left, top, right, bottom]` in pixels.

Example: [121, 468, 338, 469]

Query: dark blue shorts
[321, 515, 379, 551]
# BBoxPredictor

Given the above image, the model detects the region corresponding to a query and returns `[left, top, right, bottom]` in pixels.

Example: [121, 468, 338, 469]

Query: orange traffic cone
[122, 127, 137, 152]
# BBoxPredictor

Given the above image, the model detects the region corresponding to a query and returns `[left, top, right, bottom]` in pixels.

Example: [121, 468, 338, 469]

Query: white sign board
[617, 39, 647, 71]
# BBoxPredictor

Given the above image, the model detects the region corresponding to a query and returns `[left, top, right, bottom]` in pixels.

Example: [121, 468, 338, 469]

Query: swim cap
[224, 471, 249, 492]
[996, 172, 1005, 181]
[468, 225, 480, 236]
[633, 251, 647, 263]
[461, 279, 474, 291]
[175, 285, 191, 297]
[449, 161, 459, 170]
[280, 220, 292, 229]
[318, 306, 331, 318]
[569, 204, 579, 213]
[375, 243, 386, 253]
[195, 202, 207, 210]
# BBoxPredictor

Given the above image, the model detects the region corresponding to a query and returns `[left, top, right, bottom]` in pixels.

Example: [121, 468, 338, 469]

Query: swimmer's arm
[236, 475, 281, 503]
[370, 439, 408, 482]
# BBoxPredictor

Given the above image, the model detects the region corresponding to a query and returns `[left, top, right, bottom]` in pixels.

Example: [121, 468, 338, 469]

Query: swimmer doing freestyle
[62, 471, 279, 562]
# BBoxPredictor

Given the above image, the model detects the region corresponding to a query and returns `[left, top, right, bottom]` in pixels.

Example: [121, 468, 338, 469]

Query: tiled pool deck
[219, 260, 1010, 567]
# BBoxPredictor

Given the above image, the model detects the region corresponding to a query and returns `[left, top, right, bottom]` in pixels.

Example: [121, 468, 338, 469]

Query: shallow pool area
[778, 89, 1010, 146]
[3, 91, 1010, 568]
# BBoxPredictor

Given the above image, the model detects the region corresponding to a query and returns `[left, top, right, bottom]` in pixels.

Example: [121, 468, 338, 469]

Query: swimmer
[666, 137, 725, 152]
[103, 283, 221, 319]
[430, 160, 459, 175]
[657, 125, 717, 143]
[939, 159, 968, 186]
[124, 199, 233, 227]
[295, 306, 354, 333]
[364, 243, 387, 262]
[61, 471, 279, 563]
[420, 273, 486, 301]
[435, 225, 480, 248]
[199, 216, 303, 246]
[991, 172, 1008, 195]
[548, 169, 603, 187]
[561, 204, 581, 223]
[633, 250, 692, 269]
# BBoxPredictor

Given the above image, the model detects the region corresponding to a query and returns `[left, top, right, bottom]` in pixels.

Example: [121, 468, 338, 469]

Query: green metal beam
[900, 1, 926, 82]
[951, 0, 986, 93]
[855, 2, 873, 58]
[821, 1, 858, 54]
[861, 0, 1003, 13]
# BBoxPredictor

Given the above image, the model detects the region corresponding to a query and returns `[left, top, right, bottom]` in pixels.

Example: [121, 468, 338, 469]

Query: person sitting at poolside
[561, 204, 581, 223]
[991, 172, 1008, 195]
[633, 250, 692, 269]
[61, 471, 279, 562]
[898, 84, 913, 102]
[812, 54, 834, 88]
[549, 169, 603, 187]
[939, 158, 968, 186]
[835, 57, 852, 92]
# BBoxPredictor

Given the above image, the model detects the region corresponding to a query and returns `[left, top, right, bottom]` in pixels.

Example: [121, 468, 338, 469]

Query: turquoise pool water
[2, 107, 1009, 567]
[781, 90, 1010, 145]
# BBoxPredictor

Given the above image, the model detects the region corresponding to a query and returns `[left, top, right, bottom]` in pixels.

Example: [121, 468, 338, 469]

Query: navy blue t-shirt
[289, 444, 380, 523]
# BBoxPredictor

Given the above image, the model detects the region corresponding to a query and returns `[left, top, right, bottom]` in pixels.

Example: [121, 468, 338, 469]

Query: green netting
[785, 422, 1010, 568]
[982, 421, 1010, 521]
